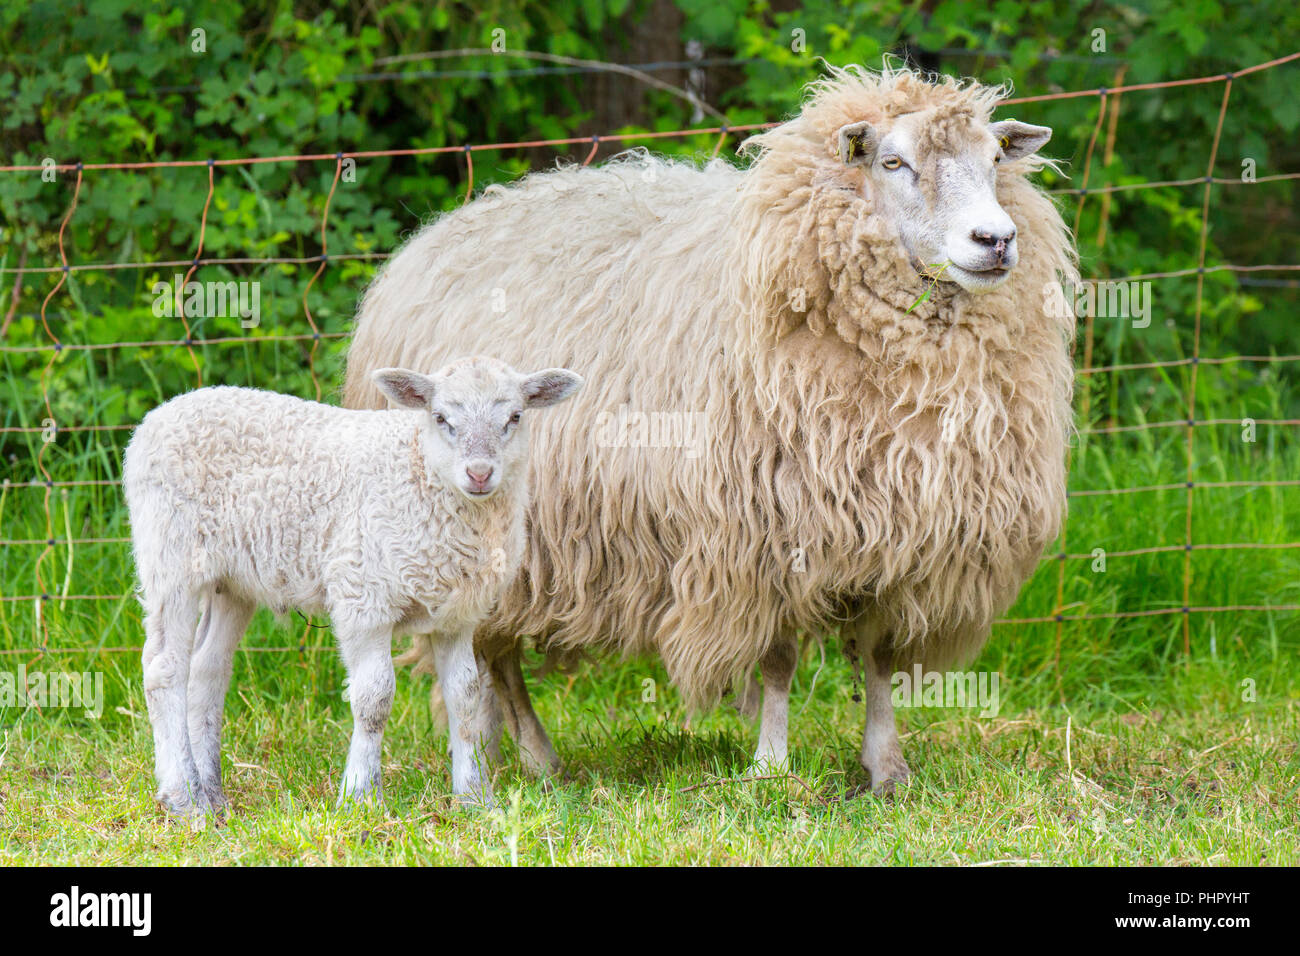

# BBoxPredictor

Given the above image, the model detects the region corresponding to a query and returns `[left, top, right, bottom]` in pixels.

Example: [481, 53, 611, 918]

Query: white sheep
[124, 356, 582, 817]
[344, 64, 1077, 794]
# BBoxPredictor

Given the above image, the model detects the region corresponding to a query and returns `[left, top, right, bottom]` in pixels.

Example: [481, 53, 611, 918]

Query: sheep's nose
[971, 227, 1016, 261]
[466, 465, 494, 486]
[971, 226, 1016, 247]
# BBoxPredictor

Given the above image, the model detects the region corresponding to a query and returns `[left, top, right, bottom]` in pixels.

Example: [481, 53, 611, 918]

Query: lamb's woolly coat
[125, 387, 523, 636]
[344, 67, 1077, 708]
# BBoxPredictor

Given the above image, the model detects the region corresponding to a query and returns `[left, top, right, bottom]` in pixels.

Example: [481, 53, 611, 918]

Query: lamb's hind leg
[434, 628, 501, 807]
[750, 633, 798, 772]
[142, 588, 208, 818]
[860, 639, 911, 796]
[186, 587, 254, 813]
[337, 621, 396, 805]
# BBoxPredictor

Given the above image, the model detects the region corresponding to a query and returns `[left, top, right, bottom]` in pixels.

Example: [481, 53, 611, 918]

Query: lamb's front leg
[337, 622, 396, 805]
[433, 627, 500, 807]
[142, 589, 208, 819]
[860, 643, 910, 796]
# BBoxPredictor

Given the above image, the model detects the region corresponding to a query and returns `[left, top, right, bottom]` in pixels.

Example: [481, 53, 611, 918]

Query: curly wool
[124, 387, 523, 637]
[343, 64, 1077, 709]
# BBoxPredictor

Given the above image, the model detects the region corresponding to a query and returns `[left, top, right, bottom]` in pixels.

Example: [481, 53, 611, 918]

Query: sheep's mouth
[946, 262, 1013, 290]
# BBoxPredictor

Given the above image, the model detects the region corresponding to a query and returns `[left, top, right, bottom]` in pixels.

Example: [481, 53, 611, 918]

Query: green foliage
[0, 1, 1296, 759]
[0, 3, 1297, 861]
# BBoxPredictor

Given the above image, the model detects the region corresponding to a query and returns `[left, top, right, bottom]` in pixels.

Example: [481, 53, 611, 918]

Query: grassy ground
[1, 648, 1296, 865]
[1, 331, 1298, 865]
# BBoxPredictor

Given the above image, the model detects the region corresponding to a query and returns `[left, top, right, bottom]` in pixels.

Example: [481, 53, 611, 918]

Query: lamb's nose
[466, 465, 493, 487]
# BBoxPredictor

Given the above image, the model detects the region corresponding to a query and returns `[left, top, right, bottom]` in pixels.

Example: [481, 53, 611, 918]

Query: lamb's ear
[989, 120, 1052, 161]
[521, 368, 583, 408]
[837, 121, 878, 167]
[372, 368, 437, 409]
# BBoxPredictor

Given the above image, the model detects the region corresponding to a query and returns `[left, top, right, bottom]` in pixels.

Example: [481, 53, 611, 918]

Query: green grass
[1, 331, 1298, 865]
[1, 649, 1296, 865]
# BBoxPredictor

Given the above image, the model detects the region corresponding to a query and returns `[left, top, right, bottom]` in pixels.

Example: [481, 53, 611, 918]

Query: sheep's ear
[521, 368, 583, 408]
[837, 121, 878, 167]
[372, 368, 437, 409]
[989, 120, 1052, 161]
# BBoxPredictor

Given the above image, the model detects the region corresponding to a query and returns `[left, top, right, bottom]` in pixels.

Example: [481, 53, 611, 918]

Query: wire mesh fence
[1, 52, 1297, 664]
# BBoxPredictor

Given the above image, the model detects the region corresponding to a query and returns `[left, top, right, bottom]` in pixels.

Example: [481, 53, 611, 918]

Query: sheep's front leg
[433, 628, 500, 807]
[860, 643, 910, 796]
[749, 633, 798, 772]
[487, 647, 560, 777]
[337, 623, 396, 805]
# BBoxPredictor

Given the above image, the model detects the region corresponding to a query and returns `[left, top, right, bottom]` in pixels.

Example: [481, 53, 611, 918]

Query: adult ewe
[344, 64, 1077, 793]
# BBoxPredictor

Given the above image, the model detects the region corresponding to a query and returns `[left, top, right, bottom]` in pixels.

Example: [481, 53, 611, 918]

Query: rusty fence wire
[1, 52, 1298, 662]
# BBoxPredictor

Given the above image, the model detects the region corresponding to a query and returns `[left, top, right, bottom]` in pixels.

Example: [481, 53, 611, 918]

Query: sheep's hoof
[745, 755, 790, 777]
[860, 757, 912, 799]
[518, 745, 563, 779]
[538, 768, 576, 792]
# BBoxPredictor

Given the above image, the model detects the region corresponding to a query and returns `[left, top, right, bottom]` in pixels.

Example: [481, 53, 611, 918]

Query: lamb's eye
[435, 414, 446, 425]
[509, 411, 521, 425]
[881, 157, 903, 170]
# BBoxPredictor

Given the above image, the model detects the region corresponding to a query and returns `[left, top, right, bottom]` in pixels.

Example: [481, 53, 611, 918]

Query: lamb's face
[372, 359, 583, 500]
[836, 107, 1052, 294]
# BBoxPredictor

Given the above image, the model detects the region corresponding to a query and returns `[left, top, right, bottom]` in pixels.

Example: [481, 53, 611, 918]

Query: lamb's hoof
[202, 786, 230, 819]
[336, 781, 384, 809]
[456, 789, 497, 811]
[157, 789, 213, 826]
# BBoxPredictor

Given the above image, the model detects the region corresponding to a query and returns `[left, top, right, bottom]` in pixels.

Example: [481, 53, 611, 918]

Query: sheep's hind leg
[488, 648, 561, 778]
[142, 588, 209, 819]
[186, 587, 255, 815]
[434, 629, 501, 807]
[860, 641, 911, 796]
[337, 622, 396, 806]
[748, 633, 798, 773]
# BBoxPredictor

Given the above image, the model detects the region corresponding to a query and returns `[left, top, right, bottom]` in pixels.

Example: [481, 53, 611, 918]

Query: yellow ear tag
[998, 136, 1010, 150]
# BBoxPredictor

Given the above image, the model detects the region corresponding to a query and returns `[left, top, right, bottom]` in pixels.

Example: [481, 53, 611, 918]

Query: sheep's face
[372, 359, 583, 500]
[836, 108, 1052, 294]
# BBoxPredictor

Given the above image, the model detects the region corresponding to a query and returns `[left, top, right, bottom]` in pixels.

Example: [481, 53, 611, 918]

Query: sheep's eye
[508, 411, 521, 425]
[434, 414, 446, 425]
[881, 156, 903, 170]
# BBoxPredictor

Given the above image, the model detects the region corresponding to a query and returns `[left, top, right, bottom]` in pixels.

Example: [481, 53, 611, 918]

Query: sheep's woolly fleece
[344, 64, 1078, 709]
[124, 385, 523, 638]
